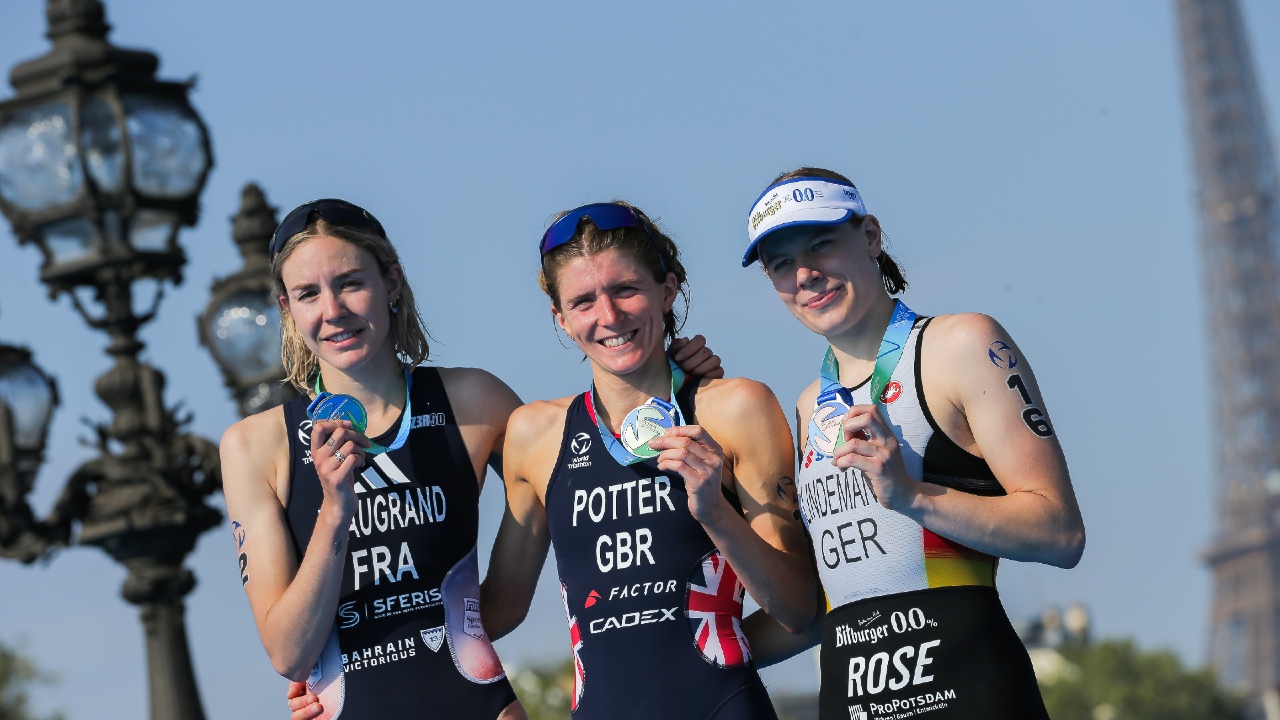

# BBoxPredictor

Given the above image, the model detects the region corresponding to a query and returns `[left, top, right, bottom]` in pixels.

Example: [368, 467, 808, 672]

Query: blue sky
[1, 1, 1278, 717]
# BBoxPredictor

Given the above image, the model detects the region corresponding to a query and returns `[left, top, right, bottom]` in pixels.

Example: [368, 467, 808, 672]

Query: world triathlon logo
[571, 432, 592, 456]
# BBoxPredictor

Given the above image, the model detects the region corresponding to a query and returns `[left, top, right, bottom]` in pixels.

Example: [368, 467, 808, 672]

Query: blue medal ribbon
[806, 300, 917, 462]
[307, 365, 414, 455]
[590, 358, 687, 467]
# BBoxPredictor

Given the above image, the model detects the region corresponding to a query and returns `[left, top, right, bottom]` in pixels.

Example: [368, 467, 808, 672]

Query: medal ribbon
[311, 364, 414, 454]
[808, 300, 917, 458]
[589, 358, 687, 466]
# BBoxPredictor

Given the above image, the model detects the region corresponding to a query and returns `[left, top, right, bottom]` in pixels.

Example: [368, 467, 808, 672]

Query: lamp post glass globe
[206, 289, 281, 380]
[0, 347, 57, 478]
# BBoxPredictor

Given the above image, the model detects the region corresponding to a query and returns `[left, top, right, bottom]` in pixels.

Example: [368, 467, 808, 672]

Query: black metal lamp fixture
[0, 0, 212, 297]
[0, 3, 218, 719]
[200, 183, 295, 418]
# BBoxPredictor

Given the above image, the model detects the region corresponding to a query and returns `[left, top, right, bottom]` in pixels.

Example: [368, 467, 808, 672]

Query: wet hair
[272, 218, 431, 393]
[766, 167, 908, 295]
[538, 201, 688, 344]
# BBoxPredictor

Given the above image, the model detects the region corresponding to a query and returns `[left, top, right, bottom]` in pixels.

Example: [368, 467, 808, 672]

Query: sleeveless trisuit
[545, 381, 778, 720]
[798, 318, 1047, 720]
[283, 367, 518, 720]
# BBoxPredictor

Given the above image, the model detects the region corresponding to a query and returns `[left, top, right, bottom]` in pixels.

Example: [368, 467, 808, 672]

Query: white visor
[742, 178, 866, 266]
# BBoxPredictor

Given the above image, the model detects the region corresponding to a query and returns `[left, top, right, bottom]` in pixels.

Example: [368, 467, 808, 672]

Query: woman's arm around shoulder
[480, 398, 569, 640]
[436, 366, 524, 487]
[660, 377, 816, 632]
[918, 312, 1085, 567]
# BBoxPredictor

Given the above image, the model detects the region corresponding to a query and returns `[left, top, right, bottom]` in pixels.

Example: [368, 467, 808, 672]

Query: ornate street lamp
[0, 2, 219, 719]
[200, 183, 296, 417]
[0, 339, 58, 563]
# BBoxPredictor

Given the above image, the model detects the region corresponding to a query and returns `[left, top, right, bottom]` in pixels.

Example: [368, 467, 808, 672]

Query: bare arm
[833, 313, 1085, 567]
[480, 401, 562, 639]
[221, 412, 368, 680]
[650, 379, 817, 632]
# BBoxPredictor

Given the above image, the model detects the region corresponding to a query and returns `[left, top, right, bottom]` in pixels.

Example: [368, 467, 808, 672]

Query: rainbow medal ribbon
[306, 365, 414, 455]
[806, 300, 917, 462]
[591, 359, 688, 466]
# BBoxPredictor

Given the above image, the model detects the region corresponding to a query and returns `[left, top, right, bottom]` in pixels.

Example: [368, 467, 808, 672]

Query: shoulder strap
[415, 366, 477, 484]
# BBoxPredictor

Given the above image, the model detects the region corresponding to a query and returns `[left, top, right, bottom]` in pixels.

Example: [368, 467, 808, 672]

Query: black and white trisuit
[797, 318, 1048, 720]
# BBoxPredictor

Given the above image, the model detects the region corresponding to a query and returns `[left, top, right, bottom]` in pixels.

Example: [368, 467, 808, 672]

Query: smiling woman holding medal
[483, 202, 816, 719]
[219, 199, 532, 720]
[742, 168, 1086, 720]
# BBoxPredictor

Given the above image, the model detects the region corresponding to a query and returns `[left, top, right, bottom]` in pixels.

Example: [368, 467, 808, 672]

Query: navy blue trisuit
[282, 366, 519, 719]
[545, 378, 779, 720]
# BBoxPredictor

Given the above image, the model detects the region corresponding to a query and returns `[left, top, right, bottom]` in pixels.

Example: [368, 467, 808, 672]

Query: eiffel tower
[1178, 0, 1280, 713]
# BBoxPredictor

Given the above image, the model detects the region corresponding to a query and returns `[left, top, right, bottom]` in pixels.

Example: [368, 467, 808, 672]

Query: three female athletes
[258, 165, 1085, 720]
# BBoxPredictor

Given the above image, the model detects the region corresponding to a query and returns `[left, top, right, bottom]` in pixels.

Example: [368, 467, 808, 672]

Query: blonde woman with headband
[742, 168, 1085, 720]
[218, 199, 722, 719]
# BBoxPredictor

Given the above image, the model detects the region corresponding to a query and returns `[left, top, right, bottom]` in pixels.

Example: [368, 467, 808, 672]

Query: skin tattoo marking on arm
[775, 476, 796, 503]
[988, 340, 1018, 370]
[1005, 373, 1055, 438]
[232, 520, 250, 585]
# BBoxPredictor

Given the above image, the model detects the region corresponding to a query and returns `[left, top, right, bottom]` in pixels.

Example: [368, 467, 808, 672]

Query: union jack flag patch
[686, 550, 752, 668]
[559, 581, 585, 710]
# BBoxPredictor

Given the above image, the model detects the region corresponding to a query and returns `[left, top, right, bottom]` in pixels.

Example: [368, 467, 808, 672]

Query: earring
[390, 299, 399, 314]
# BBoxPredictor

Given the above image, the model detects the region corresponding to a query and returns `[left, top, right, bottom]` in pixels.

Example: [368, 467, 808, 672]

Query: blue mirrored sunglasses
[538, 203, 666, 273]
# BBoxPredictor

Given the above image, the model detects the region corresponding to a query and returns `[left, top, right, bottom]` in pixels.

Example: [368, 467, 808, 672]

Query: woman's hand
[832, 404, 921, 512]
[668, 335, 724, 379]
[286, 680, 323, 720]
[309, 419, 369, 513]
[649, 425, 730, 524]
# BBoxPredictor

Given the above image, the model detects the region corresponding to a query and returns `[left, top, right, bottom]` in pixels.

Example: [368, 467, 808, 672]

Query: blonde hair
[538, 201, 688, 344]
[272, 218, 431, 393]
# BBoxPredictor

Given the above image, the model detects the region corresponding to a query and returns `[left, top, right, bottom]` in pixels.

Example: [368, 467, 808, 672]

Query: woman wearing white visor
[744, 167, 1084, 719]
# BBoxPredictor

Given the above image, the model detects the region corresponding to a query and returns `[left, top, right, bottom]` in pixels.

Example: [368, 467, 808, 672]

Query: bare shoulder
[436, 366, 522, 426]
[220, 405, 288, 499]
[220, 405, 287, 459]
[921, 312, 1014, 358]
[507, 396, 573, 449]
[693, 376, 781, 419]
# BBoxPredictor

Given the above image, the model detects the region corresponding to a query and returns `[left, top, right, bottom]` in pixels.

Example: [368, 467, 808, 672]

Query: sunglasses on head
[270, 199, 387, 259]
[539, 203, 666, 273]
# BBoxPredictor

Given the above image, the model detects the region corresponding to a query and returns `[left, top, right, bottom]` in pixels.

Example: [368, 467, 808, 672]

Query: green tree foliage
[0, 640, 62, 720]
[1038, 639, 1245, 720]
[509, 657, 573, 720]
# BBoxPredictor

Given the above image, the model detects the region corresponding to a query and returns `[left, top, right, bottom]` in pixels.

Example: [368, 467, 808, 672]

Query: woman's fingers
[669, 336, 725, 378]
[286, 681, 324, 719]
[841, 405, 893, 445]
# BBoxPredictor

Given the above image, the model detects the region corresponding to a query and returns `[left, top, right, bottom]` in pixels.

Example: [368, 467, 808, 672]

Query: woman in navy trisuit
[220, 200, 530, 720]
[742, 168, 1086, 720]
[477, 202, 817, 720]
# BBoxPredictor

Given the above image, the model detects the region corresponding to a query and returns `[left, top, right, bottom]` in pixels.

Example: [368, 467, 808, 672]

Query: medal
[307, 392, 369, 433]
[307, 365, 415, 456]
[591, 359, 688, 466]
[619, 399, 678, 459]
[807, 300, 917, 460]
